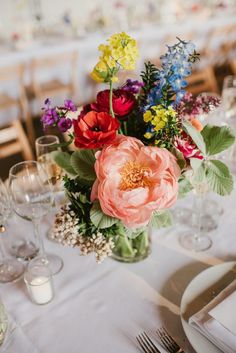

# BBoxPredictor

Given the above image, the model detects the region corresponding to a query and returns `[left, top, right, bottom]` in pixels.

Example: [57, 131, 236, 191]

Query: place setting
[0, 2, 236, 352]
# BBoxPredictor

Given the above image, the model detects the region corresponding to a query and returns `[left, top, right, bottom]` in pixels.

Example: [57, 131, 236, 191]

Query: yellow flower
[90, 60, 109, 83]
[143, 111, 152, 123]
[90, 32, 139, 83]
[144, 132, 153, 139]
[143, 105, 177, 135]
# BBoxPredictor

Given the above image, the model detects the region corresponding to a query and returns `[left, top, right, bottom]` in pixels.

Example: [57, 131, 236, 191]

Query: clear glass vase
[111, 225, 151, 263]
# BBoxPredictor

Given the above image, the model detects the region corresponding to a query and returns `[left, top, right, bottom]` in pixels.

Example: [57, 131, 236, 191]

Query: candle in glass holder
[24, 263, 54, 305]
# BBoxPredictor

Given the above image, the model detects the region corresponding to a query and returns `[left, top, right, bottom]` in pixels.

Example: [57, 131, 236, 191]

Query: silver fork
[136, 332, 161, 353]
[156, 327, 185, 353]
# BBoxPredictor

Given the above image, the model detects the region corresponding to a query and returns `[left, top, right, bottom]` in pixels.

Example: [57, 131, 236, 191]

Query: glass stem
[194, 192, 204, 241]
[33, 219, 47, 259]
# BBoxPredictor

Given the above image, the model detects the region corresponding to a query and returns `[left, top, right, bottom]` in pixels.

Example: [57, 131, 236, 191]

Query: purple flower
[57, 117, 72, 133]
[64, 99, 77, 112]
[44, 98, 51, 107]
[41, 108, 58, 126]
[122, 79, 144, 94]
[175, 92, 221, 117]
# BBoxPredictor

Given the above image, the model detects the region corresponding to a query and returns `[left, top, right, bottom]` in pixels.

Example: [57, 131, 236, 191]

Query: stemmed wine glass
[179, 181, 213, 252]
[9, 161, 63, 275]
[222, 76, 236, 173]
[0, 179, 24, 283]
[35, 135, 62, 190]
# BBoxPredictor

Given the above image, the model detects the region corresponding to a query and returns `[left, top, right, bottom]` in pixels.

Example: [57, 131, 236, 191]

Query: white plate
[180, 261, 236, 353]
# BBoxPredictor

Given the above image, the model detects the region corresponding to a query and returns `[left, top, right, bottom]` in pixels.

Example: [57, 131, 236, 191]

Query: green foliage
[63, 175, 122, 237]
[171, 148, 186, 170]
[70, 150, 96, 182]
[151, 210, 172, 228]
[178, 176, 193, 198]
[52, 151, 76, 176]
[190, 158, 206, 184]
[140, 61, 159, 96]
[205, 160, 233, 196]
[201, 124, 235, 156]
[90, 201, 118, 229]
[183, 120, 206, 154]
[189, 158, 233, 196]
[63, 175, 92, 223]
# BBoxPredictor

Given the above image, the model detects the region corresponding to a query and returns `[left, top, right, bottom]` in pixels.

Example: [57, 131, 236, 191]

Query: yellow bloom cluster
[90, 32, 139, 83]
[143, 105, 177, 139]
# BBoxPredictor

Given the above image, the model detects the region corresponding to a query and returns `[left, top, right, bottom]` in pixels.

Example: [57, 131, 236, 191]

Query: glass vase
[111, 225, 151, 263]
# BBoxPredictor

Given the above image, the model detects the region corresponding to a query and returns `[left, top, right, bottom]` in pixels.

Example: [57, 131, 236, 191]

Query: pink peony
[174, 132, 203, 160]
[91, 135, 180, 229]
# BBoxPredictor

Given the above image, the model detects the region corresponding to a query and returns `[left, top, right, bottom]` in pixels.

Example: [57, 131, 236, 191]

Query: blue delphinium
[144, 38, 199, 110]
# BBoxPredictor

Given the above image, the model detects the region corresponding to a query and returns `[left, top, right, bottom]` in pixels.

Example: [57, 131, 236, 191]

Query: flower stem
[109, 80, 115, 118]
[123, 121, 128, 135]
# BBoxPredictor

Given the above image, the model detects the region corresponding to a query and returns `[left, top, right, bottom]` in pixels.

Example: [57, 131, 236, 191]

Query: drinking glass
[0, 179, 24, 283]
[35, 135, 62, 190]
[222, 76, 236, 171]
[179, 182, 213, 252]
[222, 76, 236, 121]
[24, 263, 54, 305]
[9, 161, 63, 275]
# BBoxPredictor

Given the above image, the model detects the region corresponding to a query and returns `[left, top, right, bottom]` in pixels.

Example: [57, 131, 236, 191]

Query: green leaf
[170, 147, 186, 170]
[90, 201, 118, 229]
[52, 151, 77, 175]
[201, 124, 235, 156]
[114, 233, 135, 257]
[70, 150, 96, 181]
[190, 158, 206, 184]
[205, 160, 234, 196]
[178, 177, 193, 198]
[183, 120, 206, 155]
[151, 210, 172, 228]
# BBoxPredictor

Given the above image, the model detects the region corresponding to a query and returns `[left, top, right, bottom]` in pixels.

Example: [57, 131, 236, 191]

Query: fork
[136, 332, 161, 353]
[156, 327, 185, 353]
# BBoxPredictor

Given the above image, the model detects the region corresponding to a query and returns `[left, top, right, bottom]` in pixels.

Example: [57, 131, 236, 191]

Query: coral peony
[73, 111, 119, 149]
[91, 136, 180, 228]
[91, 89, 136, 117]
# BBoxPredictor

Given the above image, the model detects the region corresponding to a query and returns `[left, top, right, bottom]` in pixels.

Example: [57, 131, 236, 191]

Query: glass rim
[24, 275, 51, 286]
[9, 160, 39, 178]
[35, 135, 59, 147]
[24, 265, 52, 286]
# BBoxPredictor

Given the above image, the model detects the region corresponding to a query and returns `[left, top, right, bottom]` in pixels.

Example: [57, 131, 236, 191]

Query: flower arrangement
[42, 32, 235, 263]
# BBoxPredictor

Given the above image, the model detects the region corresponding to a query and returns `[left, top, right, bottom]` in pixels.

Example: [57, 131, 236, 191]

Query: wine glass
[9, 161, 63, 275]
[35, 135, 62, 191]
[222, 76, 236, 173]
[0, 179, 24, 283]
[179, 181, 213, 252]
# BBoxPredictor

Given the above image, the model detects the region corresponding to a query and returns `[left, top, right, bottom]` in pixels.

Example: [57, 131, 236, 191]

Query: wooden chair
[230, 59, 236, 75]
[0, 120, 33, 160]
[186, 66, 219, 95]
[0, 63, 34, 146]
[30, 51, 78, 103]
[27, 51, 78, 143]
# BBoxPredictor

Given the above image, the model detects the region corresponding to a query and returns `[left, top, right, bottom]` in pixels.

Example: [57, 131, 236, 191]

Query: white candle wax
[28, 276, 53, 305]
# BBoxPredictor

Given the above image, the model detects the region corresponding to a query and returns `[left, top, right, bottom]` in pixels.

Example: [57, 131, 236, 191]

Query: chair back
[187, 66, 218, 95]
[0, 120, 33, 160]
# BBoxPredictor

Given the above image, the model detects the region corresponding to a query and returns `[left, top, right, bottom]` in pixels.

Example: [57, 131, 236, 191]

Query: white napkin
[189, 279, 236, 353]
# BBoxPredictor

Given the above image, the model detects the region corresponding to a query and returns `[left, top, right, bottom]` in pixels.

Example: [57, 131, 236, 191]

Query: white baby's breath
[52, 205, 115, 263]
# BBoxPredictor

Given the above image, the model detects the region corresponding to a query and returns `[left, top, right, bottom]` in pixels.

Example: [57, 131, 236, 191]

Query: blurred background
[0, 0, 236, 179]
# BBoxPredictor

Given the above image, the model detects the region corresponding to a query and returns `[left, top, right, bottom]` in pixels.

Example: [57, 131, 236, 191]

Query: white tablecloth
[1, 184, 236, 353]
